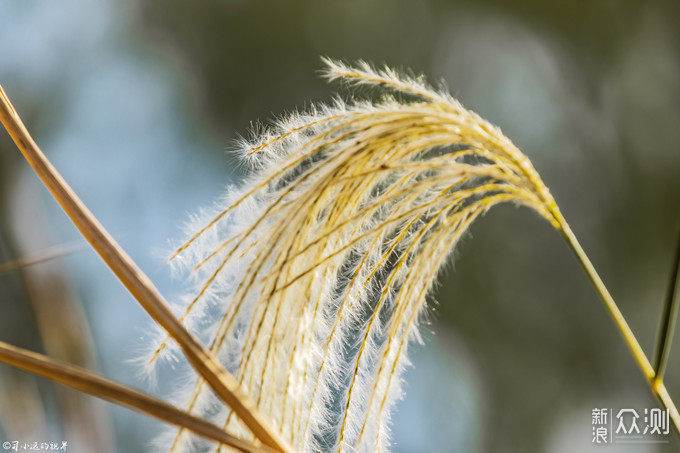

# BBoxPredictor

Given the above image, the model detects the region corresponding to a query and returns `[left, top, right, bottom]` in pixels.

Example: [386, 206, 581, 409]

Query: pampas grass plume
[150, 58, 564, 452]
[2, 56, 675, 453]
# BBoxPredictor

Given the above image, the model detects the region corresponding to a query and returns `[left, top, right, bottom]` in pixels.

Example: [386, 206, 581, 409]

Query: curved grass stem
[552, 208, 680, 434]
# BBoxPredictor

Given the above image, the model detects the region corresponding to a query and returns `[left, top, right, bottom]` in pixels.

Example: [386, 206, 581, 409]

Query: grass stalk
[552, 208, 680, 432]
[0, 241, 86, 275]
[0, 83, 292, 453]
[654, 213, 680, 381]
[0, 342, 272, 453]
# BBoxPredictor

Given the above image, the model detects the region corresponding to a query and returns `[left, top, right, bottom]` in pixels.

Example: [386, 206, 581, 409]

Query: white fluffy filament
[148, 59, 560, 453]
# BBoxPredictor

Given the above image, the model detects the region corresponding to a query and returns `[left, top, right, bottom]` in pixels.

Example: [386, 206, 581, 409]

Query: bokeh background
[1, 1, 679, 452]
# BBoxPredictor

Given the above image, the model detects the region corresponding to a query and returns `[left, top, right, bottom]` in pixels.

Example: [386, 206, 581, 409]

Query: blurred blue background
[0, 1, 679, 452]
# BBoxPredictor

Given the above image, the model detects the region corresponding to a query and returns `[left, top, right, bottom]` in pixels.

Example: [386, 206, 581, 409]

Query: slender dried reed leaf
[0, 341, 272, 453]
[0, 241, 86, 275]
[0, 83, 291, 453]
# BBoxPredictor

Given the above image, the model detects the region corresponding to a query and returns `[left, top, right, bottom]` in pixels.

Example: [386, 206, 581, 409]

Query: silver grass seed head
[150, 58, 561, 453]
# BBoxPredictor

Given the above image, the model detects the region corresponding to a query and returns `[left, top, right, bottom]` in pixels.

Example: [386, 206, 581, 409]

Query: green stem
[654, 214, 680, 380]
[552, 209, 680, 433]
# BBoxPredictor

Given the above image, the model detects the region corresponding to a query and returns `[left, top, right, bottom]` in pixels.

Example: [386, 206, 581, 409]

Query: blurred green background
[1, 0, 679, 452]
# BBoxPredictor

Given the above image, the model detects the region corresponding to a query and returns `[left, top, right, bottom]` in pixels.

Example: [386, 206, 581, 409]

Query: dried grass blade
[0, 341, 272, 453]
[0, 83, 291, 453]
[0, 241, 86, 275]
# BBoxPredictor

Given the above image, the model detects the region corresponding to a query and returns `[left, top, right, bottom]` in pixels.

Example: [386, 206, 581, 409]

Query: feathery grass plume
[148, 58, 563, 452]
[1, 56, 677, 451]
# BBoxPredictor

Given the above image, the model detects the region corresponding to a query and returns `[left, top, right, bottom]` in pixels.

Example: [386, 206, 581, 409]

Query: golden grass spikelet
[149, 59, 563, 453]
